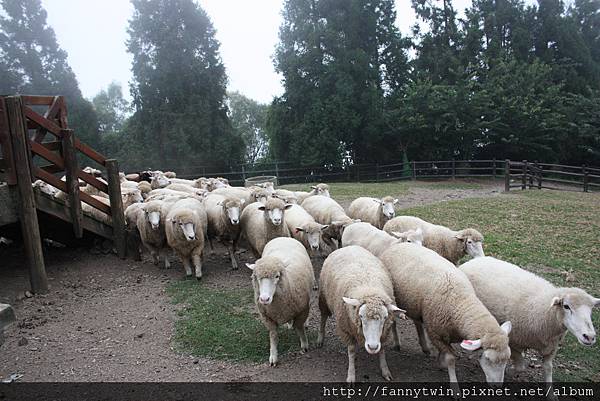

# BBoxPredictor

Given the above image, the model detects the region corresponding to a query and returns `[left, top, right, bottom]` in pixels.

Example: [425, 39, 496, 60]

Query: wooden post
[583, 165, 589, 193]
[452, 160, 456, 180]
[411, 161, 416, 180]
[535, 162, 542, 189]
[504, 159, 510, 192]
[5, 96, 48, 294]
[522, 160, 528, 190]
[241, 164, 246, 182]
[375, 164, 379, 182]
[492, 158, 496, 178]
[106, 159, 126, 258]
[61, 129, 83, 238]
[274, 162, 279, 181]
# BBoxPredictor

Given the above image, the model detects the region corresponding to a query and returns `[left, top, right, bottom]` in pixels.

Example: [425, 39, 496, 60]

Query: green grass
[168, 183, 600, 380]
[167, 280, 310, 363]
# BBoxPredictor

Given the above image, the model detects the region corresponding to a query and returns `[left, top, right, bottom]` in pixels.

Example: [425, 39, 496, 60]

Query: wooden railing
[505, 160, 600, 192]
[0, 95, 126, 293]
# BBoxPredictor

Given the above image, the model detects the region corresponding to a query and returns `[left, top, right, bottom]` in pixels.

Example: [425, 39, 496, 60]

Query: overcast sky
[40, 0, 473, 104]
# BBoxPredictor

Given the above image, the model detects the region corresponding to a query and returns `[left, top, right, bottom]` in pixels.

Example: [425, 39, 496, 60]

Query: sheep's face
[552, 292, 599, 346]
[375, 197, 398, 219]
[258, 201, 292, 226]
[391, 228, 423, 246]
[252, 189, 270, 204]
[311, 184, 330, 197]
[171, 217, 196, 241]
[343, 297, 405, 355]
[152, 174, 170, 188]
[460, 321, 512, 383]
[296, 223, 328, 251]
[124, 190, 144, 205]
[246, 259, 282, 305]
[222, 199, 243, 225]
[146, 209, 161, 230]
[456, 229, 484, 258]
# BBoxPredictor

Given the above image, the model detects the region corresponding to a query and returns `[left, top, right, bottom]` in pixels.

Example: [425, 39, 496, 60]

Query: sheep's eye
[275, 274, 280, 279]
[563, 304, 571, 311]
[407, 239, 412, 243]
[467, 240, 473, 244]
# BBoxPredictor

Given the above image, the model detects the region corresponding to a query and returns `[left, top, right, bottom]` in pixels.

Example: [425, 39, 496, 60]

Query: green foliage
[228, 91, 269, 164]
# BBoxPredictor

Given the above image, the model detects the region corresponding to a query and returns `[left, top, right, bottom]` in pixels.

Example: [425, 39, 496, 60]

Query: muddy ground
[0, 181, 543, 382]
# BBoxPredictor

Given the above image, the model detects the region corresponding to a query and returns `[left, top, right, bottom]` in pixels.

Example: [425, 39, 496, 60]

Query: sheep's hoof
[196, 276, 202, 281]
[301, 346, 308, 353]
[382, 370, 392, 381]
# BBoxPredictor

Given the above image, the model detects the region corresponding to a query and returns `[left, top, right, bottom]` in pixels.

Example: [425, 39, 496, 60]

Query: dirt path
[0, 181, 541, 383]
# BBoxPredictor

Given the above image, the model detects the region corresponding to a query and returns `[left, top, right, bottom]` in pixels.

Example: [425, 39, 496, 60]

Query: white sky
[40, 0, 473, 104]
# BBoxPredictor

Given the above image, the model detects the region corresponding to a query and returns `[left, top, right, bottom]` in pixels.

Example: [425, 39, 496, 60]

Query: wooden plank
[79, 191, 111, 215]
[78, 170, 108, 193]
[24, 106, 62, 136]
[21, 95, 55, 106]
[5, 96, 48, 294]
[74, 139, 106, 165]
[40, 141, 62, 151]
[106, 159, 126, 258]
[44, 96, 62, 119]
[0, 97, 17, 185]
[34, 167, 67, 192]
[30, 140, 65, 169]
[62, 129, 83, 238]
[39, 164, 64, 175]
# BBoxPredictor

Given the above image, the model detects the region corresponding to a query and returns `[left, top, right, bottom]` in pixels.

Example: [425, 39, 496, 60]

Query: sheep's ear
[593, 298, 600, 307]
[387, 304, 407, 320]
[310, 186, 317, 189]
[342, 297, 361, 307]
[455, 232, 467, 241]
[460, 338, 482, 351]
[390, 231, 403, 239]
[551, 296, 563, 307]
[373, 198, 383, 204]
[500, 321, 512, 335]
[240, 199, 245, 205]
[245, 263, 255, 271]
[258, 205, 266, 211]
[393, 198, 399, 204]
[295, 227, 304, 233]
[320, 224, 329, 231]
[284, 204, 293, 210]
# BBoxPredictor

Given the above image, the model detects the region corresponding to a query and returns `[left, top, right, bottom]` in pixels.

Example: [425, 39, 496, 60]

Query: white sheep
[81, 195, 112, 225]
[284, 204, 328, 253]
[32, 180, 59, 197]
[459, 256, 599, 394]
[137, 181, 152, 199]
[383, 215, 484, 265]
[165, 183, 208, 197]
[204, 193, 244, 269]
[301, 195, 358, 250]
[150, 172, 171, 189]
[137, 200, 170, 269]
[295, 183, 330, 204]
[211, 186, 253, 207]
[317, 245, 406, 383]
[379, 243, 512, 392]
[240, 197, 292, 258]
[246, 237, 314, 366]
[347, 196, 398, 229]
[341, 222, 422, 257]
[165, 198, 208, 279]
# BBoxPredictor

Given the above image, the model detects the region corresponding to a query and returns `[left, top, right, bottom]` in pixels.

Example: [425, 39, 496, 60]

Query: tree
[126, 0, 243, 169]
[92, 82, 130, 135]
[227, 92, 268, 164]
[0, 0, 99, 147]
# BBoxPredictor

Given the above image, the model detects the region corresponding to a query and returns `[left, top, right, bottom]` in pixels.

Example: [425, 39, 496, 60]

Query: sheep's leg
[414, 320, 432, 355]
[511, 346, 526, 372]
[392, 320, 401, 351]
[208, 237, 216, 255]
[346, 343, 356, 384]
[146, 244, 159, 265]
[161, 248, 170, 269]
[378, 348, 392, 381]
[439, 350, 460, 397]
[227, 241, 238, 270]
[266, 321, 279, 367]
[542, 351, 558, 401]
[293, 307, 309, 353]
[192, 249, 203, 280]
[317, 294, 330, 348]
[181, 254, 193, 277]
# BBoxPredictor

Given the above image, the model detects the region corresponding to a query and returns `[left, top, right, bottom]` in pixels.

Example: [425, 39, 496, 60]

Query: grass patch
[401, 190, 600, 381]
[167, 280, 308, 363]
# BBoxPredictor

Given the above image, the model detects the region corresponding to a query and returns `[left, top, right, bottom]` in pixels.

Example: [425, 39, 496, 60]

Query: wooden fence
[504, 160, 600, 193]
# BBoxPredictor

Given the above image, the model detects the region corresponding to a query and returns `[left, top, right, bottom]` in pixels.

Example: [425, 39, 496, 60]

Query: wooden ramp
[0, 95, 126, 294]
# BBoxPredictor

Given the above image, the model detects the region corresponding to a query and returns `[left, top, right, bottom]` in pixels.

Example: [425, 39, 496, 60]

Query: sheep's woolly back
[347, 196, 395, 230]
[240, 200, 290, 257]
[125, 203, 145, 228]
[302, 195, 354, 241]
[319, 246, 396, 345]
[460, 256, 597, 353]
[383, 216, 483, 265]
[379, 244, 508, 355]
[252, 238, 314, 325]
[284, 204, 319, 244]
[211, 187, 252, 207]
[341, 222, 399, 257]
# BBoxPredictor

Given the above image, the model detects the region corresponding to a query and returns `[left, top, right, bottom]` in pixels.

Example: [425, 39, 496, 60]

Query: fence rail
[504, 160, 600, 193]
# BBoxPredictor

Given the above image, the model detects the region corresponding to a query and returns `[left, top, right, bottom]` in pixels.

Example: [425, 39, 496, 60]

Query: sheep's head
[456, 228, 484, 258]
[295, 222, 328, 251]
[252, 188, 270, 204]
[310, 183, 330, 197]
[460, 321, 512, 383]
[328, 218, 361, 240]
[246, 256, 283, 305]
[343, 295, 405, 355]
[551, 288, 599, 346]
[390, 228, 423, 246]
[373, 196, 398, 220]
[273, 193, 298, 204]
[151, 173, 170, 189]
[258, 198, 292, 226]
[168, 212, 197, 242]
[144, 201, 163, 230]
[219, 198, 243, 225]
[195, 178, 209, 190]
[258, 182, 275, 194]
[123, 189, 143, 206]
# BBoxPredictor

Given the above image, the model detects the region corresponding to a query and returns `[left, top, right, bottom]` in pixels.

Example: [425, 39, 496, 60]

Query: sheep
[146, 188, 203, 201]
[255, 181, 275, 195]
[81, 195, 111, 225]
[81, 177, 108, 198]
[32, 180, 59, 197]
[301, 195, 358, 250]
[383, 216, 484, 265]
[459, 256, 599, 394]
[272, 189, 299, 204]
[137, 181, 152, 199]
[295, 183, 330, 204]
[205, 177, 230, 192]
[204, 194, 243, 269]
[240, 197, 292, 258]
[124, 202, 145, 261]
[164, 171, 177, 179]
[150, 172, 171, 189]
[211, 186, 253, 207]
[317, 245, 406, 383]
[379, 243, 512, 391]
[347, 196, 398, 229]
[283, 204, 328, 253]
[121, 187, 144, 209]
[137, 200, 170, 269]
[125, 173, 140, 181]
[165, 183, 208, 197]
[165, 198, 208, 279]
[341, 222, 423, 257]
[245, 237, 314, 366]
[250, 187, 272, 204]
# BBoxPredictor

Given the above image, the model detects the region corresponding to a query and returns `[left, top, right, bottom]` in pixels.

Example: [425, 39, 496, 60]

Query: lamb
[383, 216, 484, 265]
[246, 237, 314, 366]
[317, 246, 406, 383]
[283, 204, 328, 253]
[295, 183, 330, 203]
[301, 195, 358, 250]
[240, 197, 292, 258]
[459, 257, 599, 395]
[341, 222, 422, 257]
[379, 243, 512, 391]
[347, 196, 398, 229]
[204, 194, 243, 269]
[137, 200, 170, 269]
[165, 198, 208, 279]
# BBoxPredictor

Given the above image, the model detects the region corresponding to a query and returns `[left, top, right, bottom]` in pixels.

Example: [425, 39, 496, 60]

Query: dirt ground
[0, 181, 542, 383]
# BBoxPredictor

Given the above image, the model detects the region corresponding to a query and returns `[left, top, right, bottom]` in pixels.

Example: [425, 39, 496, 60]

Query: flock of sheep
[34, 169, 598, 395]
